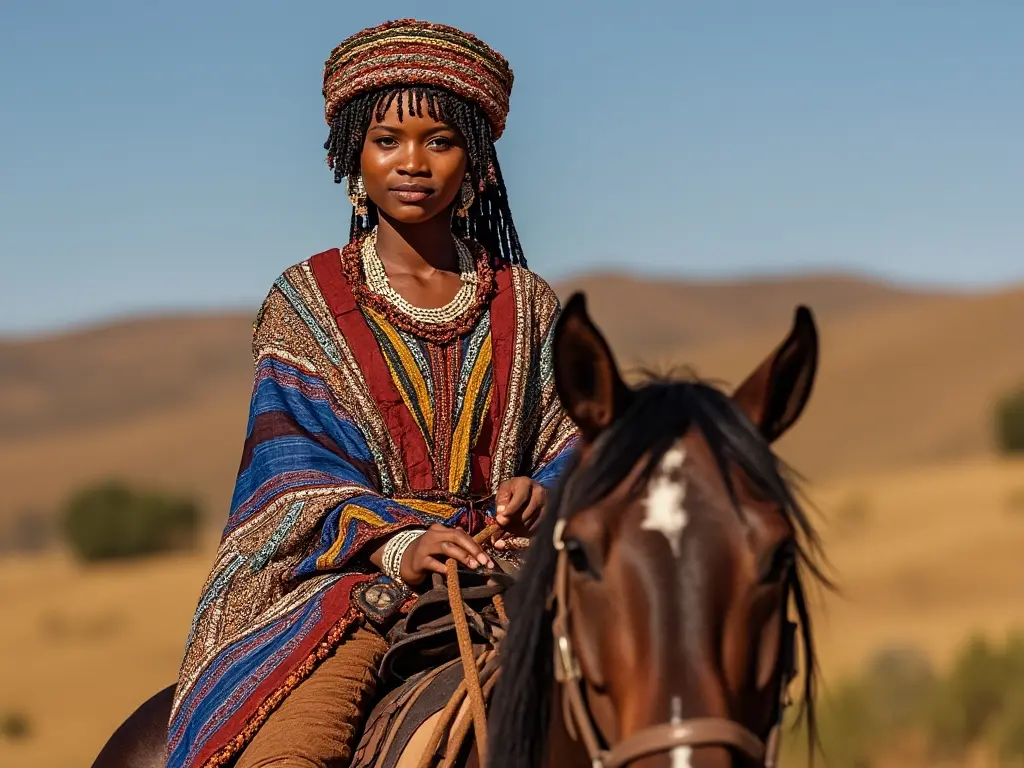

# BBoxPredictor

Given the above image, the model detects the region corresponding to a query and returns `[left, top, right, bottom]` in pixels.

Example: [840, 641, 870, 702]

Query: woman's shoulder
[252, 249, 343, 332]
[260, 248, 344, 301]
[503, 263, 559, 306]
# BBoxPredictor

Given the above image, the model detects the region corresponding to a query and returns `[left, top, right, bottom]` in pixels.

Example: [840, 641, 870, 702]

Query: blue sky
[2, 0, 1022, 334]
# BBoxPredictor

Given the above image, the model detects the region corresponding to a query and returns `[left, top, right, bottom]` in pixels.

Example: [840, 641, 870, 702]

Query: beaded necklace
[340, 229, 497, 345]
[360, 229, 477, 324]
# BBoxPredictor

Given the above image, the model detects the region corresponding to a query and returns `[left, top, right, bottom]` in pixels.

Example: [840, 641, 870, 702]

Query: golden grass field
[2, 273, 1023, 766]
[3, 456, 1023, 768]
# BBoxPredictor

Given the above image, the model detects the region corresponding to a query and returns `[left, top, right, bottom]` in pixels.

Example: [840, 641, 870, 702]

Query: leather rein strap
[550, 520, 796, 768]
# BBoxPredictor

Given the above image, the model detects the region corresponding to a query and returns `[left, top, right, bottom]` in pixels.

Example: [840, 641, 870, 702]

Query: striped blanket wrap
[166, 248, 578, 768]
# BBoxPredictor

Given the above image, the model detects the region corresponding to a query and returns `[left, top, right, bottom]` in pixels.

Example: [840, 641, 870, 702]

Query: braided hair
[324, 86, 525, 267]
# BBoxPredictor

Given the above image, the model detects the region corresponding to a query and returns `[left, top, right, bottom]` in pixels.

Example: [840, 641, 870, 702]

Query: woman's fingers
[495, 479, 531, 527]
[421, 555, 448, 575]
[520, 484, 547, 532]
[451, 528, 493, 567]
[424, 528, 494, 569]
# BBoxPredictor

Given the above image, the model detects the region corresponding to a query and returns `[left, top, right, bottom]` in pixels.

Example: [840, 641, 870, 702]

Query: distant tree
[61, 480, 201, 562]
[995, 386, 1024, 454]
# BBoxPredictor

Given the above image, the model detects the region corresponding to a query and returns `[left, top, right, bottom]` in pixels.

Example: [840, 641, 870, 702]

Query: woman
[165, 18, 578, 768]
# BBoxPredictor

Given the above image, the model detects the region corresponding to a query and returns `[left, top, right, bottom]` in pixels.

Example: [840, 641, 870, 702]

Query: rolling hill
[1, 272, 1022, 532]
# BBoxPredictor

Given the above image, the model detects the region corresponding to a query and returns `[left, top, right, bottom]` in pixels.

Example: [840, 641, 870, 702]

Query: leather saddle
[352, 561, 516, 768]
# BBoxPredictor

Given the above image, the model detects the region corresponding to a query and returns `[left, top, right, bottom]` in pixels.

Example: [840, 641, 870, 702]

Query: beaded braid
[324, 86, 525, 268]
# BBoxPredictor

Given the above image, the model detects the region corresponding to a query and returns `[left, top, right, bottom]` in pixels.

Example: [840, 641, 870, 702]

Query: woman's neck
[373, 213, 458, 278]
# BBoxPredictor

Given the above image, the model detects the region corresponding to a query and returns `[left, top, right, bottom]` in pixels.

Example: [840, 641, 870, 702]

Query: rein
[548, 519, 798, 768]
[414, 523, 506, 768]
[411, 492, 504, 766]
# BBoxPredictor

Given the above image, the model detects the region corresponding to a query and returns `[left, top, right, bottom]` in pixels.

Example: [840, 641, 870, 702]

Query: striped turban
[323, 19, 514, 140]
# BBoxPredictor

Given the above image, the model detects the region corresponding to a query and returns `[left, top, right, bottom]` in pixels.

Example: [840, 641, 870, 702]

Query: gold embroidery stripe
[365, 307, 435, 434]
[392, 498, 462, 518]
[449, 336, 493, 492]
[316, 504, 386, 568]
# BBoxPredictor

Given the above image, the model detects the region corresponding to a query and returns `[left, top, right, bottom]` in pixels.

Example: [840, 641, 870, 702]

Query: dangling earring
[455, 175, 475, 218]
[347, 175, 368, 217]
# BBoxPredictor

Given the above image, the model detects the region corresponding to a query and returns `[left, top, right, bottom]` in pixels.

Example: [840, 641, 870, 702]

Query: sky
[1, 0, 1022, 334]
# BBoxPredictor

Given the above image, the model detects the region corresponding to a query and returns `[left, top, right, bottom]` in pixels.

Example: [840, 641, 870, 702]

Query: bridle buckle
[555, 631, 580, 681]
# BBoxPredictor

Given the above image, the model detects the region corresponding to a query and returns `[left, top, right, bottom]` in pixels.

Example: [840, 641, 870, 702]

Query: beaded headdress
[322, 19, 514, 140]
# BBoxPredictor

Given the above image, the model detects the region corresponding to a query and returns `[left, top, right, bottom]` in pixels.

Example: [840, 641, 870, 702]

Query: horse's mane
[487, 376, 829, 768]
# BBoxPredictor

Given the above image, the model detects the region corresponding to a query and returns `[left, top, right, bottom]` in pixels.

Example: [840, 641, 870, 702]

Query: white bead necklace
[360, 229, 478, 325]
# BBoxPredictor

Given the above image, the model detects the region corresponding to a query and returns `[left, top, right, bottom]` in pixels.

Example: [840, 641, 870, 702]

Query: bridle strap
[549, 534, 794, 768]
[552, 545, 607, 761]
[602, 720, 766, 768]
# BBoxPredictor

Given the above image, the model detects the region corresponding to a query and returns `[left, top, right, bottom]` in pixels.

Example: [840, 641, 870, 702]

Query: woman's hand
[399, 524, 496, 586]
[492, 476, 547, 546]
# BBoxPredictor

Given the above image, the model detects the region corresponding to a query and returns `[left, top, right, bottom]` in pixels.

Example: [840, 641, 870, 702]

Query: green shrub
[780, 678, 875, 768]
[0, 711, 30, 741]
[927, 633, 1024, 759]
[812, 681, 875, 768]
[861, 646, 937, 735]
[991, 685, 1024, 763]
[995, 386, 1024, 454]
[785, 635, 1024, 766]
[803, 646, 935, 766]
[61, 480, 201, 562]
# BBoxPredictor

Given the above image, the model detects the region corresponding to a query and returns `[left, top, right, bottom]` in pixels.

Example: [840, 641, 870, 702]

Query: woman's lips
[389, 184, 434, 203]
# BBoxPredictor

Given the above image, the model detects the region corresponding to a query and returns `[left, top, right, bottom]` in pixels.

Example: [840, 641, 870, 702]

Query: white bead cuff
[381, 529, 426, 586]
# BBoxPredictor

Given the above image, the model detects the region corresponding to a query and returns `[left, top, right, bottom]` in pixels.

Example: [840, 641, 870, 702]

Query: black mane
[487, 376, 828, 768]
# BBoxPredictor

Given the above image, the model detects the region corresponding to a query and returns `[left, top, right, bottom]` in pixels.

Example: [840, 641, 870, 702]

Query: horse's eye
[759, 541, 795, 585]
[565, 538, 592, 575]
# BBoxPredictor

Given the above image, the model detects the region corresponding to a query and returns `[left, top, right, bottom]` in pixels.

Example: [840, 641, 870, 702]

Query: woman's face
[360, 95, 468, 225]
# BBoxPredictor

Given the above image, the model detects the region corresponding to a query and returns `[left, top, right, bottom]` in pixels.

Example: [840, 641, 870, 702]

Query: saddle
[352, 553, 516, 768]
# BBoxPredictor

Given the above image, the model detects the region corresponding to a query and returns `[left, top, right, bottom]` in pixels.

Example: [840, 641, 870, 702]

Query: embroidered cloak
[166, 248, 578, 768]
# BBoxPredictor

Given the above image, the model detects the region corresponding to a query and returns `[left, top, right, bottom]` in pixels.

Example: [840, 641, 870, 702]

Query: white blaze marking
[661, 446, 687, 471]
[670, 696, 693, 768]
[641, 446, 689, 558]
[646, 448, 692, 766]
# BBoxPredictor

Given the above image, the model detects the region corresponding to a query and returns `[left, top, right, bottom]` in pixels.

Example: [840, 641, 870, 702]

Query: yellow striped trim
[364, 307, 434, 436]
[449, 335, 493, 492]
[392, 498, 462, 519]
[316, 504, 386, 569]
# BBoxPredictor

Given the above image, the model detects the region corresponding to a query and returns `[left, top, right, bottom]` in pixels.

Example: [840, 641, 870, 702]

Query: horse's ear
[553, 292, 631, 443]
[732, 305, 818, 444]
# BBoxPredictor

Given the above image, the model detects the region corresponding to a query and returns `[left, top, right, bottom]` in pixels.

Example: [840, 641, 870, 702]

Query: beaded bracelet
[381, 529, 426, 586]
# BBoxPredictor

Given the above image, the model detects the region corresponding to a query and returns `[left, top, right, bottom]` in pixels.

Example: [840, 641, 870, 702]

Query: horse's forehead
[638, 443, 691, 560]
[675, 428, 795, 543]
[635, 436, 743, 549]
[632, 432, 776, 544]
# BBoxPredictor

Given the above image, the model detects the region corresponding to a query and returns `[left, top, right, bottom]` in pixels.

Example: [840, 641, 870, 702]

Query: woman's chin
[376, 204, 451, 226]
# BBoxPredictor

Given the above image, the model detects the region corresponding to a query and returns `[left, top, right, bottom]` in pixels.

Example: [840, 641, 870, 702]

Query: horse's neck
[543, 684, 593, 768]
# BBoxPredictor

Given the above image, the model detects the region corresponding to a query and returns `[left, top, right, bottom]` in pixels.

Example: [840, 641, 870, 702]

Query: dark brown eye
[758, 541, 795, 585]
[565, 538, 595, 577]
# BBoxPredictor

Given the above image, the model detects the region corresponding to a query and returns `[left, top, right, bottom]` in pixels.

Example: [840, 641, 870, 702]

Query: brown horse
[487, 293, 827, 768]
[91, 292, 826, 768]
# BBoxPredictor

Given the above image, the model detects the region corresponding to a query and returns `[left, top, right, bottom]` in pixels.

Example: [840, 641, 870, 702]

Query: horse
[487, 293, 828, 768]
[91, 292, 826, 768]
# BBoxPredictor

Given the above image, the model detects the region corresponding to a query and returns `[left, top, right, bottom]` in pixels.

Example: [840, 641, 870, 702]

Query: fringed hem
[199, 607, 362, 768]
